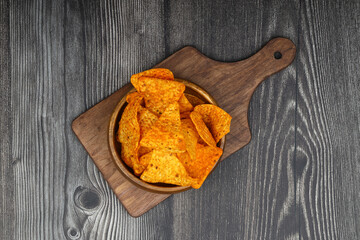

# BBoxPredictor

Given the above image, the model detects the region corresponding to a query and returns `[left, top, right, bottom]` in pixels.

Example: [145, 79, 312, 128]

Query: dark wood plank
[63, 0, 174, 239]
[0, 1, 14, 240]
[9, 0, 67, 239]
[166, 0, 299, 239]
[297, 0, 360, 239]
[6, 0, 360, 239]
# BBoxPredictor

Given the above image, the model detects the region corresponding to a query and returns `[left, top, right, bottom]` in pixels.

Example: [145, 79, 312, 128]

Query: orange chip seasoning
[181, 118, 199, 160]
[137, 77, 185, 116]
[138, 106, 158, 138]
[143, 98, 170, 117]
[138, 76, 185, 106]
[118, 94, 144, 175]
[131, 68, 174, 92]
[140, 150, 194, 186]
[178, 94, 193, 113]
[140, 102, 186, 153]
[194, 104, 232, 143]
[138, 146, 152, 157]
[184, 93, 205, 106]
[189, 144, 223, 189]
[139, 151, 153, 169]
[180, 111, 191, 119]
[190, 111, 216, 147]
[126, 91, 143, 104]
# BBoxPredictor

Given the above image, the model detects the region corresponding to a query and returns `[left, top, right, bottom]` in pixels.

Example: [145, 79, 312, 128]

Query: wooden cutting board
[72, 37, 296, 217]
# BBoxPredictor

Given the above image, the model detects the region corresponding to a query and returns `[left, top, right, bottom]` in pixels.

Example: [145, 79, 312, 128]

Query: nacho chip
[138, 146, 152, 157]
[138, 77, 185, 116]
[194, 104, 232, 143]
[190, 111, 216, 147]
[120, 145, 134, 169]
[139, 151, 153, 169]
[126, 91, 143, 104]
[178, 94, 194, 113]
[140, 102, 186, 153]
[120, 147, 145, 176]
[131, 68, 174, 91]
[118, 94, 143, 170]
[144, 98, 170, 116]
[181, 118, 199, 160]
[140, 150, 194, 186]
[184, 93, 205, 106]
[189, 144, 223, 189]
[138, 106, 158, 138]
[180, 111, 191, 119]
[138, 77, 185, 100]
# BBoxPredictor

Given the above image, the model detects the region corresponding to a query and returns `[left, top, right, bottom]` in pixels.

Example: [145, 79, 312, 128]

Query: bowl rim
[108, 78, 226, 194]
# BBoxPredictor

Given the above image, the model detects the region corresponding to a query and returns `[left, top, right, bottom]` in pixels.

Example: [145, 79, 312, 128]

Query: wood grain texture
[72, 83, 171, 216]
[297, 0, 360, 239]
[3, 0, 360, 239]
[10, 0, 67, 239]
[166, 1, 299, 239]
[72, 37, 295, 216]
[156, 38, 295, 159]
[63, 0, 174, 239]
[0, 0, 14, 239]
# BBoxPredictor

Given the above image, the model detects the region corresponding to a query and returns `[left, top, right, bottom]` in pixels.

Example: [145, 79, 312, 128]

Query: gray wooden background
[1, 0, 359, 239]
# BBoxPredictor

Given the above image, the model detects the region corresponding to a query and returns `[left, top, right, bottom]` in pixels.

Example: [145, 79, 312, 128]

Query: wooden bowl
[108, 79, 226, 194]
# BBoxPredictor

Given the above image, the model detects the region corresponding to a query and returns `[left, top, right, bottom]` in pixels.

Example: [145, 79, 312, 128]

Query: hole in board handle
[274, 51, 282, 59]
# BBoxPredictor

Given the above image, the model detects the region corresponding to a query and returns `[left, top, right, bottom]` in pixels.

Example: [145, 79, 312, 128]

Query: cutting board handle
[156, 37, 296, 157]
[238, 37, 296, 88]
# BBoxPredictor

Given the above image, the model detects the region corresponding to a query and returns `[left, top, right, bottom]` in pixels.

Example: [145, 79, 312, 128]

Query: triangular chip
[194, 104, 232, 143]
[180, 111, 191, 119]
[126, 91, 143, 104]
[118, 94, 144, 175]
[143, 98, 170, 116]
[140, 102, 186, 153]
[138, 146, 152, 157]
[181, 118, 199, 160]
[178, 94, 193, 113]
[138, 77, 185, 116]
[138, 106, 158, 138]
[184, 93, 205, 106]
[131, 68, 174, 91]
[178, 144, 223, 189]
[139, 151, 153, 169]
[140, 150, 194, 186]
[190, 111, 216, 147]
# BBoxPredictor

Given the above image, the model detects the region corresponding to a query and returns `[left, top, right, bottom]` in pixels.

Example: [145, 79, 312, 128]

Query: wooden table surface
[1, 0, 359, 239]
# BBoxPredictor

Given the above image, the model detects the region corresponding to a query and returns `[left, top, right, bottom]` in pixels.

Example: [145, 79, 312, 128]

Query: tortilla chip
[126, 91, 143, 104]
[140, 150, 194, 186]
[118, 94, 143, 170]
[120, 145, 134, 169]
[138, 77, 185, 116]
[190, 111, 216, 147]
[189, 144, 223, 189]
[180, 111, 191, 119]
[184, 93, 205, 106]
[181, 119, 199, 160]
[138, 146, 152, 157]
[178, 94, 193, 113]
[140, 102, 186, 153]
[139, 151, 153, 169]
[143, 98, 170, 116]
[120, 147, 145, 176]
[131, 68, 174, 91]
[138, 106, 158, 138]
[194, 104, 232, 143]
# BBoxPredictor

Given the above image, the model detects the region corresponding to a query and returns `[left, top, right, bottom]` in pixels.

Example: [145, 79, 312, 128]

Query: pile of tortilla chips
[117, 68, 232, 189]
